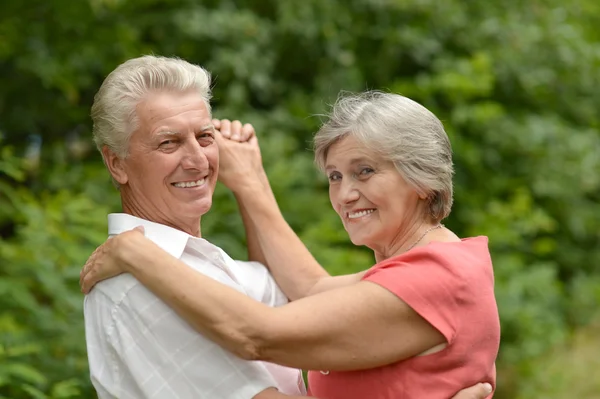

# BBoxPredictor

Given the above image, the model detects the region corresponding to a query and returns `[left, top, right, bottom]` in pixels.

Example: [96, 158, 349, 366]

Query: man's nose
[181, 140, 208, 170]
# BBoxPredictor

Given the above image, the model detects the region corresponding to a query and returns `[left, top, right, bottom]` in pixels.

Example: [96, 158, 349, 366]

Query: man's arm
[238, 197, 269, 265]
[214, 119, 270, 266]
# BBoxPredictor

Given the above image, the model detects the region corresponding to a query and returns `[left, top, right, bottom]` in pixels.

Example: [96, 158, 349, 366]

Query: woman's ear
[418, 190, 430, 201]
[102, 146, 128, 185]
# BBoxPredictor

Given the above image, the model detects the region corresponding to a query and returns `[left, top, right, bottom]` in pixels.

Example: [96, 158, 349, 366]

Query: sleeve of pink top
[362, 248, 468, 344]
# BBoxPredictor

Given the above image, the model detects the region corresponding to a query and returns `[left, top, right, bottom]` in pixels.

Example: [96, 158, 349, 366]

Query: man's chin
[185, 199, 213, 217]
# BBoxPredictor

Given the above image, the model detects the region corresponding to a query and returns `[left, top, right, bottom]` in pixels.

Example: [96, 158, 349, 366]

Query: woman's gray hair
[91, 55, 212, 159]
[314, 91, 454, 222]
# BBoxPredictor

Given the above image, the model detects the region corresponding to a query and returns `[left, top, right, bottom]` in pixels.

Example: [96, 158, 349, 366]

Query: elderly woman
[82, 91, 500, 398]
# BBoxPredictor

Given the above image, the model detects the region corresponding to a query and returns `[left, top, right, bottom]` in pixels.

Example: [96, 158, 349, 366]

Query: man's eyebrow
[155, 124, 214, 136]
[156, 130, 182, 137]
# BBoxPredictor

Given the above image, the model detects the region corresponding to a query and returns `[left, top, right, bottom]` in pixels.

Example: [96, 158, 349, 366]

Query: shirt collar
[107, 213, 191, 259]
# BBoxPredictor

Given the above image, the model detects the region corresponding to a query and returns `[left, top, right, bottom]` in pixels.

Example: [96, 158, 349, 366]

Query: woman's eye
[328, 173, 341, 182]
[360, 167, 374, 175]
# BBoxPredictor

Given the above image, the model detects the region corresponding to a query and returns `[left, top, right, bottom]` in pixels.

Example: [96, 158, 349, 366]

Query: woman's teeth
[348, 209, 375, 219]
[173, 179, 205, 188]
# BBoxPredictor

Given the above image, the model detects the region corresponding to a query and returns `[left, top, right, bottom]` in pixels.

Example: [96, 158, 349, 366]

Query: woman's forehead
[326, 136, 379, 168]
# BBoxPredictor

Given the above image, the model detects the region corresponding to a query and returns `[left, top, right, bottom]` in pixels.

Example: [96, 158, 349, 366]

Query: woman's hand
[79, 226, 145, 294]
[213, 119, 267, 194]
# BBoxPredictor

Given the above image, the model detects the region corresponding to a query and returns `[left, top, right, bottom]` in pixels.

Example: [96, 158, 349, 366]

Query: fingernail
[482, 383, 492, 394]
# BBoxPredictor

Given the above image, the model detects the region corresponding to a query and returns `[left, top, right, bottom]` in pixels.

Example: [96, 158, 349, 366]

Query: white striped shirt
[84, 213, 305, 398]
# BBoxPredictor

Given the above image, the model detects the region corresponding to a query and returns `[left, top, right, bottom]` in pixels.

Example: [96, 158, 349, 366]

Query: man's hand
[213, 119, 267, 194]
[451, 383, 493, 399]
[214, 119, 255, 143]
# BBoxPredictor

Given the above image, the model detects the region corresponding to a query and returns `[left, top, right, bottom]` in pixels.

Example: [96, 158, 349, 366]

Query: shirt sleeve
[362, 248, 468, 344]
[106, 284, 278, 399]
[233, 260, 289, 307]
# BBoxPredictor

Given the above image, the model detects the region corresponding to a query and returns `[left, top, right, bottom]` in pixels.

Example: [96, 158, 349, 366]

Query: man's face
[108, 90, 218, 235]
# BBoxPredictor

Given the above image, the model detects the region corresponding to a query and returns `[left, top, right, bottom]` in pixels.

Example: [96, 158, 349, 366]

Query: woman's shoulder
[364, 236, 492, 279]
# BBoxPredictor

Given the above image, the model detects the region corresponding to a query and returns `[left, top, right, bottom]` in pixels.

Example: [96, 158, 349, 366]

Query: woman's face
[326, 135, 424, 251]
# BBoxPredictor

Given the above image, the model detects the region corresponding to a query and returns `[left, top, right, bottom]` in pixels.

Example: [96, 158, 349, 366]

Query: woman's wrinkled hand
[80, 226, 145, 294]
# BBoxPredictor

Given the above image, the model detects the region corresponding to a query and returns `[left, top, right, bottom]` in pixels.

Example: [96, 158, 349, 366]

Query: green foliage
[1, 0, 599, 397]
[513, 317, 600, 398]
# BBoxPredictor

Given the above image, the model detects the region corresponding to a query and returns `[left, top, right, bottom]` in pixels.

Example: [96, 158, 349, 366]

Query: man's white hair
[314, 91, 454, 222]
[91, 55, 212, 159]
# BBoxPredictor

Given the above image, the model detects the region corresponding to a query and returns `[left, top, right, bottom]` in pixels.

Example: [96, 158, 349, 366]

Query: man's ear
[101, 146, 129, 185]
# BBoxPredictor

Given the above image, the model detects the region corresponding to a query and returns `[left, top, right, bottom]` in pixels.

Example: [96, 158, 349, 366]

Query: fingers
[241, 123, 255, 142]
[230, 120, 242, 141]
[218, 119, 232, 138]
[212, 119, 255, 143]
[81, 269, 93, 294]
[451, 382, 493, 399]
[247, 134, 259, 148]
[469, 383, 493, 399]
[80, 252, 98, 294]
[479, 383, 493, 397]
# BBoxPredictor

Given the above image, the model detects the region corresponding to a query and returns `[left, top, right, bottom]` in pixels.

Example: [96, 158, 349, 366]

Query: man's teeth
[173, 179, 205, 188]
[348, 209, 375, 219]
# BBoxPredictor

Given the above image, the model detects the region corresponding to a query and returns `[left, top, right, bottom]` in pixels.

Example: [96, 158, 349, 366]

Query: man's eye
[198, 132, 215, 140]
[160, 140, 175, 146]
[198, 133, 214, 145]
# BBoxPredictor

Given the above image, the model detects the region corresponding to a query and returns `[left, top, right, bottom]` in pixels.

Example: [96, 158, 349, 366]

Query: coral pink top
[308, 237, 500, 399]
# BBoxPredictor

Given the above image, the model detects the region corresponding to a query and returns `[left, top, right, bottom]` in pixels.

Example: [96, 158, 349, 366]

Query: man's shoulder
[86, 273, 141, 305]
[83, 273, 178, 335]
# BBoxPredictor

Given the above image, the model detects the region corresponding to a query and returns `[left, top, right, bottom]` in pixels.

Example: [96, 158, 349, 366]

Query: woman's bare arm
[98, 230, 445, 372]
[216, 129, 348, 299]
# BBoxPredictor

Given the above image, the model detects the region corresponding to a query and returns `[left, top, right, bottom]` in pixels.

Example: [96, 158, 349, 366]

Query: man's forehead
[137, 92, 210, 118]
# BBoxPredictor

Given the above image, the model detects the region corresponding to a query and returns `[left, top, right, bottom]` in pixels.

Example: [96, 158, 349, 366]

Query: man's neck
[121, 204, 202, 238]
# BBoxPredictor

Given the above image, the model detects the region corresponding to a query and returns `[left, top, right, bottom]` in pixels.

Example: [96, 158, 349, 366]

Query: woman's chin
[348, 235, 370, 247]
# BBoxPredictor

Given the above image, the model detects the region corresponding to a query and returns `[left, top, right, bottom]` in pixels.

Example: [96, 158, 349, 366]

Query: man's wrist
[230, 171, 271, 197]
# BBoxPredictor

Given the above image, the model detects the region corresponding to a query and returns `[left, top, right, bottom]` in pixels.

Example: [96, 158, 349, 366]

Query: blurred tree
[1, 0, 599, 397]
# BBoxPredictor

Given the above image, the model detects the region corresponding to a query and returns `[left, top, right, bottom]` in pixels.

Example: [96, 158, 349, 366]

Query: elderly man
[83, 55, 493, 399]
[84, 55, 304, 399]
